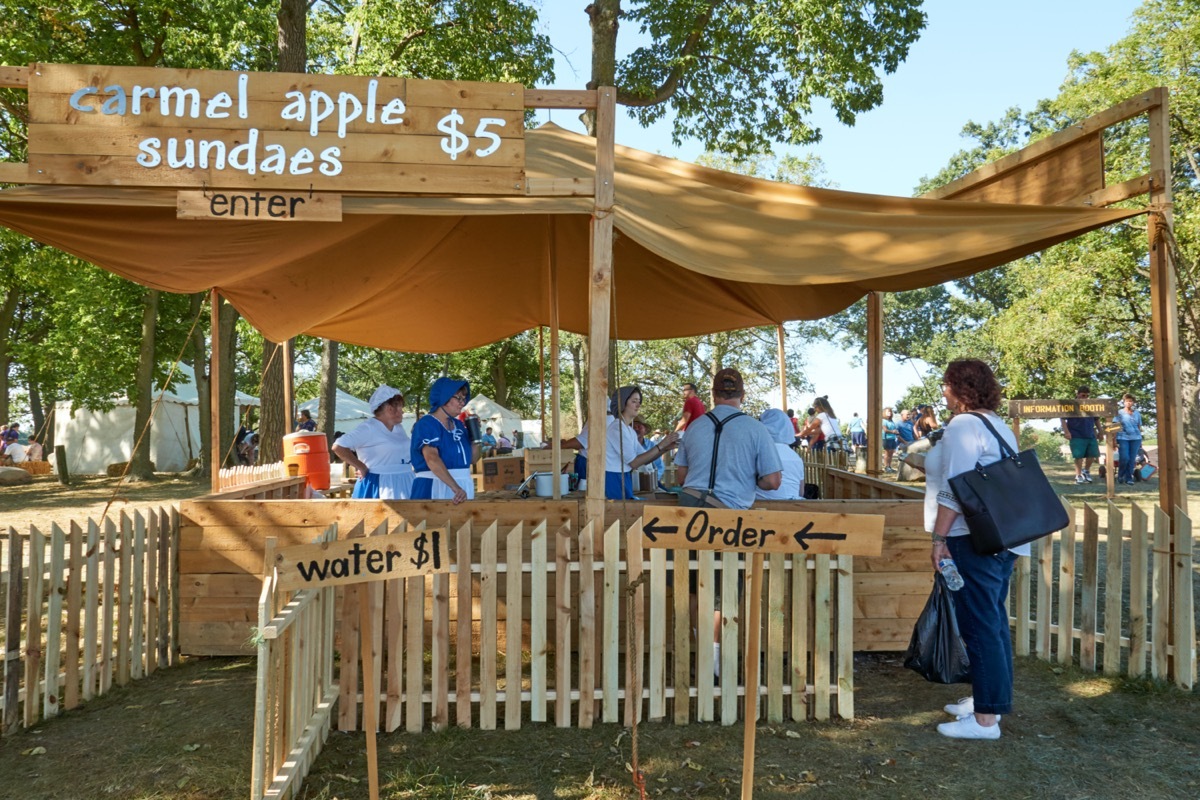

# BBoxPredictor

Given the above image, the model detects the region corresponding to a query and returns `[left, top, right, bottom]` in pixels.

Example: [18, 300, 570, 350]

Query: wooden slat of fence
[4, 528, 23, 735]
[1173, 508, 1195, 689]
[813, 554, 831, 722]
[117, 513, 132, 687]
[624, 521, 645, 726]
[252, 572, 273, 799]
[157, 508, 171, 668]
[719, 551, 738, 726]
[405, 572, 424, 732]
[480, 521, 498, 730]
[44, 524, 66, 719]
[145, 514, 158, 679]
[1080, 505, 1099, 671]
[1013, 544, 1031, 657]
[1103, 504, 1125, 675]
[506, 524, 524, 730]
[554, 527, 571, 728]
[767, 553, 785, 723]
[577, 522, 595, 729]
[101, 518, 116, 693]
[169, 506, 181, 667]
[1128, 504, 1149, 677]
[455, 521, 472, 729]
[131, 513, 146, 681]
[672, 547, 691, 725]
[1035, 535, 1053, 659]
[529, 522, 548, 723]
[432, 565, 450, 732]
[385, 571, 403, 733]
[790, 553, 808, 722]
[836, 555, 854, 720]
[601, 522, 620, 724]
[65, 522, 83, 709]
[1056, 505, 1077, 665]
[695, 549, 715, 723]
[82, 520, 99, 700]
[648, 547, 667, 722]
[338, 582, 360, 731]
[24, 527, 45, 727]
[1151, 506, 1171, 680]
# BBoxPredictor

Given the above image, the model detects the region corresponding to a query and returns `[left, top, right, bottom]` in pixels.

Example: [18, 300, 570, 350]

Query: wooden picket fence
[799, 448, 849, 497]
[219, 462, 288, 490]
[252, 525, 338, 800]
[1012, 500, 1195, 688]
[328, 516, 856, 735]
[1, 507, 180, 736]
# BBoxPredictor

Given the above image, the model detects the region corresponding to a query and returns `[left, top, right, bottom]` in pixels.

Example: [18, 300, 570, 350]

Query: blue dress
[410, 414, 475, 499]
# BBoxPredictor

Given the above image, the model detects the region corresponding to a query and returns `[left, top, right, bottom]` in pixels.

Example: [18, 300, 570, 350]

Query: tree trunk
[188, 292, 211, 477]
[583, 0, 620, 134]
[218, 302, 239, 467]
[0, 288, 18, 425]
[491, 340, 512, 407]
[569, 340, 585, 427]
[259, 340, 286, 463]
[128, 288, 160, 480]
[277, 0, 307, 73]
[28, 380, 46, 448]
[318, 339, 339, 444]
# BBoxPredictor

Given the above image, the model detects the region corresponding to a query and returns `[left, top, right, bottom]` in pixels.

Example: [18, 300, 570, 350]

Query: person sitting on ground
[757, 409, 804, 501]
[295, 409, 317, 432]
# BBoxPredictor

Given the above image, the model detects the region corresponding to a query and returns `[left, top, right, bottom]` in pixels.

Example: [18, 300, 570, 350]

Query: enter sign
[640, 505, 884, 557]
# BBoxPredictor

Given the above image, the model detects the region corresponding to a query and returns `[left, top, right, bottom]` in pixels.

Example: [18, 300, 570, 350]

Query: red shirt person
[675, 382, 708, 432]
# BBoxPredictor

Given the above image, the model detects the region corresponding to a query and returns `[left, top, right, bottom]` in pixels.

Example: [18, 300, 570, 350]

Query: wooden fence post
[4, 528, 23, 735]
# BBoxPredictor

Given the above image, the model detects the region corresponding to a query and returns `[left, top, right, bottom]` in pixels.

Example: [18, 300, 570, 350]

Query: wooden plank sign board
[640, 506, 884, 557]
[26, 63, 525, 194]
[1008, 398, 1119, 419]
[177, 189, 342, 221]
[274, 528, 450, 591]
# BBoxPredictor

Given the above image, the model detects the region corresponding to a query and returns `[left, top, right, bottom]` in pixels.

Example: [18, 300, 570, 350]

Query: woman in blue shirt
[410, 377, 481, 503]
[1113, 393, 1143, 486]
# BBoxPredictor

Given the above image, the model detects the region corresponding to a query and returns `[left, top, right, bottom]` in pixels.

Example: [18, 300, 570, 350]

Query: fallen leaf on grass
[177, 777, 190, 789]
[160, 699, 178, 705]
[685, 740, 701, 748]
[799, 770, 817, 783]
[182, 744, 201, 752]
[334, 773, 359, 783]
[22, 747, 47, 756]
[1037, 734, 1056, 739]
[682, 758, 703, 771]
[785, 730, 802, 739]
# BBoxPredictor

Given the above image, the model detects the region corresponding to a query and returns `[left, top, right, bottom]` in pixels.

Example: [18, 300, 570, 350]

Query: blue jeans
[946, 537, 1018, 715]
[1117, 438, 1141, 484]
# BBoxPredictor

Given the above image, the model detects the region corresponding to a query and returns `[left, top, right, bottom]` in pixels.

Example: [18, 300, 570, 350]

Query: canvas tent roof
[164, 363, 260, 407]
[465, 394, 541, 447]
[0, 124, 1143, 352]
[299, 388, 372, 423]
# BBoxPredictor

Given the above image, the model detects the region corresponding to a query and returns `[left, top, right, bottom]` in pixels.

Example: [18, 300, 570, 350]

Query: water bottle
[938, 558, 964, 591]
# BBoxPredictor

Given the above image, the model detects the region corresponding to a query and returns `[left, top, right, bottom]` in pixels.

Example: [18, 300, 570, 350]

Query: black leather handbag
[948, 413, 1070, 555]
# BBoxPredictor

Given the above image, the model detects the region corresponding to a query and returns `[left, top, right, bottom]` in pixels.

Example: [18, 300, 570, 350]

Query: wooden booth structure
[0, 64, 1192, 795]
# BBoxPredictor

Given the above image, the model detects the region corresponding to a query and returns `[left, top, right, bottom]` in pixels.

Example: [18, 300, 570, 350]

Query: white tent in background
[53, 363, 260, 475]
[299, 389, 389, 435]
[465, 394, 541, 449]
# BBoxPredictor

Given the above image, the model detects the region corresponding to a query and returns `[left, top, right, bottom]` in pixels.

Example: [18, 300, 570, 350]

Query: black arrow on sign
[643, 517, 679, 543]
[792, 522, 848, 551]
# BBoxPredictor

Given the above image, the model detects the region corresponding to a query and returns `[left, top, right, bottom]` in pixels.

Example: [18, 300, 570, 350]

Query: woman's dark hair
[942, 359, 1002, 411]
[813, 396, 837, 419]
[299, 409, 312, 420]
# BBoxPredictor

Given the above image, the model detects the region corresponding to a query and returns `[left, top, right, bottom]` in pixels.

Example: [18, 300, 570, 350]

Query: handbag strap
[965, 412, 1018, 460]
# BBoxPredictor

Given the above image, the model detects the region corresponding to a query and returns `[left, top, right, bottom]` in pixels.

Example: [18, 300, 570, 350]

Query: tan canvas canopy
[0, 123, 1141, 352]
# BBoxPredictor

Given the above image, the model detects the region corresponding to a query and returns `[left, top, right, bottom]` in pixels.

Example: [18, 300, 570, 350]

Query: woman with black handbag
[927, 359, 1026, 740]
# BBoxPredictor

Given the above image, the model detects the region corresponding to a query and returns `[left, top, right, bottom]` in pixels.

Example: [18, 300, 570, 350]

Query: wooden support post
[866, 292, 884, 476]
[538, 326, 546, 445]
[548, 218, 563, 497]
[360, 590, 380, 800]
[776, 325, 788, 413]
[741, 553, 764, 800]
[53, 444, 69, 485]
[210, 289, 221, 492]
[585, 87, 616, 527]
[282, 338, 295, 436]
[1146, 88, 1186, 523]
[1104, 432, 1116, 500]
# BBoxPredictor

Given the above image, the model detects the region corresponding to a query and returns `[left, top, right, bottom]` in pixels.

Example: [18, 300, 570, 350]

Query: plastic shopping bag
[903, 573, 971, 684]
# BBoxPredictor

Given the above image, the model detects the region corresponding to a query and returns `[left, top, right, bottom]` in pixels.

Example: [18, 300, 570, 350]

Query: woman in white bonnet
[757, 408, 805, 500]
[331, 385, 414, 499]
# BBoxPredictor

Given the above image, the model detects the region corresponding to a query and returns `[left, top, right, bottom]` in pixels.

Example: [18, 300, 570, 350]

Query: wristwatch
[931, 533, 948, 544]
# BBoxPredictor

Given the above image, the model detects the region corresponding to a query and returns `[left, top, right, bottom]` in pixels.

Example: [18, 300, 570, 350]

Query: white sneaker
[1075, 475, 1086, 484]
[943, 696, 974, 716]
[937, 716, 1000, 739]
[1081, 470, 1093, 483]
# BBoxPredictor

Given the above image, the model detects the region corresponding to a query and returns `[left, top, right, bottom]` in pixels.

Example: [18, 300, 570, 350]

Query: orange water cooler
[282, 431, 331, 490]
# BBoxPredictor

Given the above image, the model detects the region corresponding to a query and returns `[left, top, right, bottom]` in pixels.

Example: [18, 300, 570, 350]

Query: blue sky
[530, 0, 1144, 416]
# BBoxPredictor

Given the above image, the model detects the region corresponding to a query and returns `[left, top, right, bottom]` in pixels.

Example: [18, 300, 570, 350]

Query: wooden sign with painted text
[640, 506, 884, 557]
[1008, 398, 1118, 419]
[177, 189, 342, 221]
[26, 63, 525, 194]
[274, 528, 450, 591]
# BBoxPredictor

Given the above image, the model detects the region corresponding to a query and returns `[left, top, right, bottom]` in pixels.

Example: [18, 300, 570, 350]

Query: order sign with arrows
[640, 506, 885, 557]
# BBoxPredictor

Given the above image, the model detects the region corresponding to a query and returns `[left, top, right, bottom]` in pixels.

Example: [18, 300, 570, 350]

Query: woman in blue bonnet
[569, 385, 678, 500]
[410, 377, 481, 503]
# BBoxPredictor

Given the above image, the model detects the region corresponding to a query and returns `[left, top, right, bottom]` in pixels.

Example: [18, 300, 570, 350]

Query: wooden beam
[584, 87, 616, 528]
[524, 89, 598, 109]
[866, 292, 883, 476]
[525, 177, 595, 197]
[1067, 172, 1160, 208]
[0, 65, 27, 88]
[923, 89, 1161, 201]
[1146, 89, 1186, 525]
[282, 338, 294, 436]
[548, 218, 563, 498]
[210, 290, 221, 492]
[0, 162, 31, 184]
[776, 325, 788, 413]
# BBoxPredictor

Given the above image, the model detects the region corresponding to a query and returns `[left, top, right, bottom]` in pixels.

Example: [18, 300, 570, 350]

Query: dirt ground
[0, 653, 1197, 800]
[0, 473, 211, 532]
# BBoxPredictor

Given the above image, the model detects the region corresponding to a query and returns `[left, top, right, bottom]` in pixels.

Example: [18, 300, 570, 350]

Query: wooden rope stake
[741, 553, 764, 800]
[626, 572, 648, 800]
